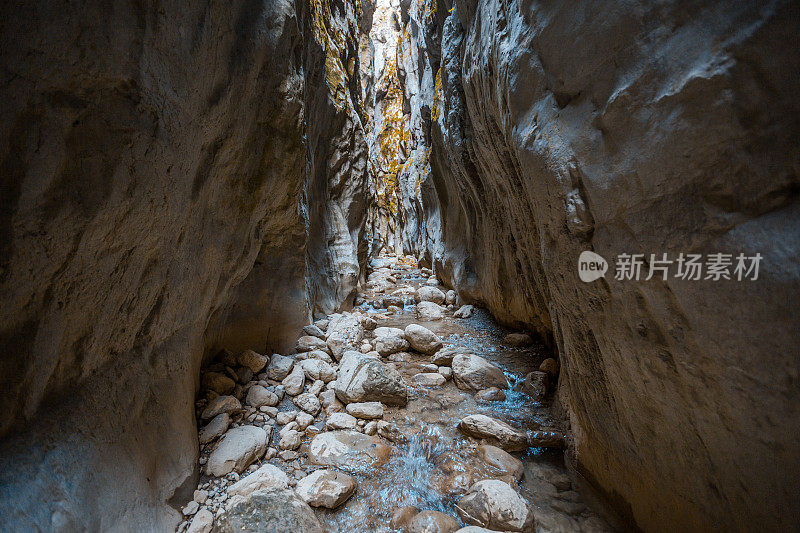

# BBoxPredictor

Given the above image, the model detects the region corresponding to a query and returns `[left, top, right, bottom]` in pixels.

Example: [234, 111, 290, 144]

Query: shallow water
[310, 265, 615, 532]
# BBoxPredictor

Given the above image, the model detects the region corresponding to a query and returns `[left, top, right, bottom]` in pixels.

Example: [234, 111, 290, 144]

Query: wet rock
[227, 464, 289, 500]
[298, 359, 337, 383]
[296, 335, 329, 353]
[199, 413, 231, 444]
[376, 335, 411, 357]
[478, 445, 523, 481]
[458, 415, 527, 452]
[266, 354, 295, 381]
[295, 469, 356, 509]
[293, 393, 321, 416]
[453, 305, 474, 319]
[326, 314, 365, 360]
[376, 421, 407, 444]
[416, 301, 446, 321]
[452, 354, 509, 391]
[345, 401, 384, 419]
[407, 510, 459, 533]
[202, 372, 235, 395]
[503, 333, 533, 347]
[308, 430, 392, 470]
[404, 324, 443, 355]
[214, 488, 323, 533]
[413, 373, 446, 387]
[519, 372, 548, 402]
[417, 286, 446, 305]
[202, 396, 241, 420]
[334, 351, 408, 406]
[326, 412, 358, 430]
[186, 509, 213, 533]
[206, 425, 269, 476]
[456, 480, 533, 532]
[539, 358, 559, 378]
[237, 350, 270, 374]
[390, 506, 419, 530]
[303, 325, 326, 339]
[475, 387, 506, 402]
[529, 430, 567, 449]
[245, 385, 280, 408]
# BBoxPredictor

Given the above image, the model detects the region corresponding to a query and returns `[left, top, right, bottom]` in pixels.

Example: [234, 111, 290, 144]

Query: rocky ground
[177, 254, 614, 533]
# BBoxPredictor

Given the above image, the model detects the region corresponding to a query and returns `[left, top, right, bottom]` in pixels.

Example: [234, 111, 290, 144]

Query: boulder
[326, 314, 365, 360]
[295, 469, 356, 509]
[298, 349, 334, 363]
[266, 354, 295, 381]
[456, 479, 533, 532]
[245, 385, 279, 408]
[199, 413, 231, 444]
[215, 488, 323, 533]
[413, 373, 446, 387]
[201, 395, 241, 420]
[326, 412, 358, 430]
[452, 354, 509, 391]
[458, 415, 528, 452]
[375, 335, 410, 356]
[202, 372, 235, 395]
[475, 387, 506, 402]
[278, 429, 302, 450]
[308, 430, 392, 471]
[453, 305, 474, 319]
[539, 358, 559, 377]
[293, 392, 321, 416]
[390, 506, 419, 530]
[227, 464, 289, 499]
[417, 286, 446, 305]
[373, 326, 406, 338]
[237, 350, 270, 373]
[302, 324, 326, 339]
[299, 359, 337, 383]
[206, 425, 269, 476]
[404, 324, 443, 355]
[186, 509, 214, 533]
[477, 444, 524, 480]
[282, 365, 306, 396]
[503, 333, 533, 347]
[519, 371, 548, 402]
[416, 301, 446, 321]
[296, 335, 329, 353]
[445, 290, 457, 306]
[334, 351, 408, 406]
[345, 401, 384, 419]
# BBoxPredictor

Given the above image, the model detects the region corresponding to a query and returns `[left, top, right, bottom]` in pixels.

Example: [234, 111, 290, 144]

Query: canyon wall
[0, 0, 371, 529]
[392, 0, 800, 530]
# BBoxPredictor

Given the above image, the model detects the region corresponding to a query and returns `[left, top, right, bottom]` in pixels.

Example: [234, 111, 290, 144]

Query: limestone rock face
[0, 0, 373, 529]
[385, 0, 800, 529]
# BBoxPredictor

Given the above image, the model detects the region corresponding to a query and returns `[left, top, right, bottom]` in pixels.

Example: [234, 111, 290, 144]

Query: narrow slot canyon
[1, 1, 798, 532]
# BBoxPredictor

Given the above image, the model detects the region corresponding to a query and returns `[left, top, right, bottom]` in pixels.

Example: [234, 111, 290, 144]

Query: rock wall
[0, 0, 371, 529]
[393, 0, 800, 530]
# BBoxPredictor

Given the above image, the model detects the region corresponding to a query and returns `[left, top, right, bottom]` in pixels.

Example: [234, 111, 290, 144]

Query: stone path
[177, 254, 615, 533]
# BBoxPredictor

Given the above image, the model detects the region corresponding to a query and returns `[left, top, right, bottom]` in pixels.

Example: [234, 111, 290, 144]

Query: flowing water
[308, 261, 616, 532]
